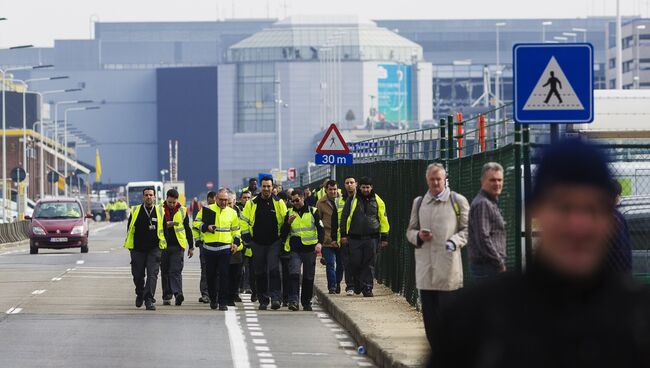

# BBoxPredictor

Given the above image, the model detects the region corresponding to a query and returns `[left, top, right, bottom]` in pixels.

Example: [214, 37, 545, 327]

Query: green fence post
[447, 115, 454, 160]
[514, 123, 523, 272]
[522, 124, 533, 269]
[439, 118, 447, 166]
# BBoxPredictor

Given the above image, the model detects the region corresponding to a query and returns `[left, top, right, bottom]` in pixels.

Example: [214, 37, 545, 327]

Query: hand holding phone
[419, 228, 433, 241]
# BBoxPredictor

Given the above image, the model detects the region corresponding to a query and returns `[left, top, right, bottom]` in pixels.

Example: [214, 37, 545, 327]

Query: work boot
[303, 305, 313, 312]
[210, 301, 218, 310]
[335, 285, 341, 294]
[145, 302, 156, 311]
[271, 301, 282, 310]
[251, 293, 258, 303]
[288, 302, 299, 311]
[234, 295, 242, 303]
[135, 295, 143, 308]
[258, 304, 268, 311]
[163, 299, 171, 306]
[219, 305, 228, 311]
[175, 294, 184, 306]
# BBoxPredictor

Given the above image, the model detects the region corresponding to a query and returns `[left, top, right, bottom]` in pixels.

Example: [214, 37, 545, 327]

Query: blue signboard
[513, 43, 594, 124]
[315, 154, 353, 166]
[377, 64, 411, 124]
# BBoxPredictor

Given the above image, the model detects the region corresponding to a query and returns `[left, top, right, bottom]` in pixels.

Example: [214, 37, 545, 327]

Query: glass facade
[237, 63, 276, 133]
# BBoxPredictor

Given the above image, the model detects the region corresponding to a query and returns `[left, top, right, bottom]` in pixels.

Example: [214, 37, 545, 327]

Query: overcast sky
[1, 0, 647, 47]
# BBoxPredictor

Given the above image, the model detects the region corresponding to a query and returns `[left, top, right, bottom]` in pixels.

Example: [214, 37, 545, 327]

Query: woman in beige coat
[406, 163, 469, 349]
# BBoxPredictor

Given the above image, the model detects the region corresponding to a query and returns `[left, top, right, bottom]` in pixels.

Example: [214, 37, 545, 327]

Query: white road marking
[339, 341, 355, 348]
[357, 362, 373, 367]
[31, 290, 47, 295]
[51, 277, 62, 281]
[259, 358, 275, 364]
[225, 309, 250, 368]
[260, 365, 277, 368]
[248, 326, 261, 331]
[5, 307, 22, 314]
[335, 334, 348, 339]
[250, 332, 264, 337]
[254, 346, 270, 351]
[252, 339, 267, 345]
[76, 260, 85, 265]
[291, 352, 329, 356]
[257, 352, 273, 358]
[246, 318, 258, 323]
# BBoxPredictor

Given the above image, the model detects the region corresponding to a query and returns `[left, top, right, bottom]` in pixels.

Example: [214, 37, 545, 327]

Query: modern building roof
[227, 15, 423, 63]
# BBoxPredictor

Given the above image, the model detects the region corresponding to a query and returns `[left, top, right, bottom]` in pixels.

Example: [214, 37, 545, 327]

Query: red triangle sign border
[316, 123, 350, 154]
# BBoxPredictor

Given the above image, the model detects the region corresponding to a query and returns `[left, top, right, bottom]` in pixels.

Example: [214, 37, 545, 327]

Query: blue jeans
[470, 263, 501, 282]
[322, 247, 345, 291]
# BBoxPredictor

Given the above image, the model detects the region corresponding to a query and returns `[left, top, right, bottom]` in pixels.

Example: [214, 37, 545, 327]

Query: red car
[26, 198, 92, 254]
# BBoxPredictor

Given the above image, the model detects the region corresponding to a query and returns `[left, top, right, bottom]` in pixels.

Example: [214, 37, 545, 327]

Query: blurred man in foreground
[431, 140, 650, 368]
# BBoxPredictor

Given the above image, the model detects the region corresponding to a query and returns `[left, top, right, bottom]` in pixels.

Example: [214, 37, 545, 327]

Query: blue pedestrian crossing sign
[513, 43, 594, 124]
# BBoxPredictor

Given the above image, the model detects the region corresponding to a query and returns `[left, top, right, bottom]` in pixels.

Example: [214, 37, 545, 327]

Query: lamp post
[495, 22, 506, 142]
[53, 99, 92, 195]
[554, 36, 569, 43]
[63, 106, 100, 196]
[572, 28, 588, 42]
[32, 89, 81, 199]
[636, 25, 646, 89]
[542, 21, 553, 42]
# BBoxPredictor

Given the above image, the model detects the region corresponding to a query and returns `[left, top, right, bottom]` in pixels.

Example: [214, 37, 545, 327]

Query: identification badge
[148, 225, 156, 230]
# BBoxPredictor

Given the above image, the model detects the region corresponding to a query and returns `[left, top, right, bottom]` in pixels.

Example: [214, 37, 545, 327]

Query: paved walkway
[314, 259, 430, 368]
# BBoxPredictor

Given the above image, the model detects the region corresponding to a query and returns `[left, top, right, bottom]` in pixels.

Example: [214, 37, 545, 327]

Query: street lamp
[495, 22, 506, 144]
[636, 25, 646, 89]
[63, 106, 99, 196]
[563, 32, 578, 42]
[32, 89, 81, 198]
[542, 21, 553, 42]
[572, 28, 588, 42]
[160, 169, 169, 182]
[52, 99, 92, 194]
[554, 36, 569, 42]
[9, 76, 69, 202]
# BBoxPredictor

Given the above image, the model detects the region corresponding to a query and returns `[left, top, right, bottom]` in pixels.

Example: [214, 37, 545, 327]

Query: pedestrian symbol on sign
[523, 56, 584, 111]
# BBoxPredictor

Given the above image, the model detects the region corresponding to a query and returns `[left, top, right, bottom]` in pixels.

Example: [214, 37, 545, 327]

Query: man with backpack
[406, 163, 469, 350]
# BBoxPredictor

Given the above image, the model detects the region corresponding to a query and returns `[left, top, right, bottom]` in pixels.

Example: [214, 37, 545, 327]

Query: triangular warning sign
[316, 124, 350, 154]
[523, 56, 584, 111]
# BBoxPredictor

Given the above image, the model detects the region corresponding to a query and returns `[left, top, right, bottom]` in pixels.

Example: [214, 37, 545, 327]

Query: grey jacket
[406, 189, 469, 291]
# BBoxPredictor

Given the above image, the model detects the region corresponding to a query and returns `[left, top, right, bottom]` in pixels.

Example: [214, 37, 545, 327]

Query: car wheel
[81, 245, 89, 253]
[94, 214, 102, 222]
[30, 247, 38, 254]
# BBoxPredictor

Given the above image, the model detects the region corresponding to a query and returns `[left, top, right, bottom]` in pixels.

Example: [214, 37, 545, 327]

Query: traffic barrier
[0, 221, 31, 245]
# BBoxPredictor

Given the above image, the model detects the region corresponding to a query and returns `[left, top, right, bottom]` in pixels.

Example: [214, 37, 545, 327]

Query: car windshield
[34, 202, 82, 219]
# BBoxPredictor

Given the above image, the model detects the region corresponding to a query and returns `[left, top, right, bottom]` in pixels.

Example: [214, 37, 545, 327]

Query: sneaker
[145, 302, 156, 311]
[328, 288, 336, 294]
[303, 305, 313, 311]
[234, 295, 242, 303]
[271, 301, 282, 310]
[199, 296, 210, 304]
[335, 285, 341, 294]
[175, 294, 184, 306]
[362, 290, 374, 298]
[346, 289, 354, 296]
[219, 305, 228, 311]
[135, 296, 143, 308]
[288, 302, 299, 311]
[163, 299, 172, 306]
[258, 304, 268, 311]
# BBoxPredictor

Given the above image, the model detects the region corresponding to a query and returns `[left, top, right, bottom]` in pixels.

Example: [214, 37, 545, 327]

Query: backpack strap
[449, 191, 461, 224]
[413, 193, 427, 230]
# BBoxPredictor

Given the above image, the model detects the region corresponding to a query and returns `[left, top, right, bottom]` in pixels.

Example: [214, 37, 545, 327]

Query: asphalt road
[0, 222, 375, 368]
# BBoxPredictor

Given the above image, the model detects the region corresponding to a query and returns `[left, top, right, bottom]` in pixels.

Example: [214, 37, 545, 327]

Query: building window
[609, 79, 616, 89]
[623, 60, 634, 73]
[623, 36, 634, 49]
[609, 58, 616, 69]
[236, 63, 276, 133]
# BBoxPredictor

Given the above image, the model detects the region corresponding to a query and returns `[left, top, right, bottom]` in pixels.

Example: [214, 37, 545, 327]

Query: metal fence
[307, 106, 522, 306]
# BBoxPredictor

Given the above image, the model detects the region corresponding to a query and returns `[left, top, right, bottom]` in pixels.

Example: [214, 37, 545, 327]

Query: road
[0, 222, 375, 368]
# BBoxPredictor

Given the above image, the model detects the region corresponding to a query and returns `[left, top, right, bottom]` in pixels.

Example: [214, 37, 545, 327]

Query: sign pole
[550, 124, 560, 143]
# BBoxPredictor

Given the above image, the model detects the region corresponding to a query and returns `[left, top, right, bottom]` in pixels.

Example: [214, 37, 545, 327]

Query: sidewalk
[313, 260, 430, 368]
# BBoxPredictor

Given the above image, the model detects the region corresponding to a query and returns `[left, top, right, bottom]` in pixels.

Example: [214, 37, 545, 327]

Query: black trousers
[205, 251, 231, 306]
[251, 241, 282, 305]
[420, 289, 458, 350]
[228, 261, 243, 303]
[347, 238, 377, 292]
[130, 248, 161, 303]
[287, 251, 316, 307]
[199, 249, 209, 298]
[281, 255, 290, 303]
[161, 246, 184, 300]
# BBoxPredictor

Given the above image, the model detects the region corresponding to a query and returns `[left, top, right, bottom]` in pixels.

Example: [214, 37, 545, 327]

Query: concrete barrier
[0, 221, 31, 244]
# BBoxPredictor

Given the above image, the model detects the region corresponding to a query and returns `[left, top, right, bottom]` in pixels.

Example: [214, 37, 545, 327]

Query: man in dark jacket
[430, 140, 650, 368]
[340, 177, 389, 297]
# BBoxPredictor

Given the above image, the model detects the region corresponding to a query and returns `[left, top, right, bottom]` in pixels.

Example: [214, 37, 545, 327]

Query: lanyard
[143, 205, 155, 226]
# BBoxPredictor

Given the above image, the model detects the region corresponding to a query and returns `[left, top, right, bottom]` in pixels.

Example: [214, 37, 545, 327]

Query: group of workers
[123, 175, 389, 311]
[107, 199, 128, 222]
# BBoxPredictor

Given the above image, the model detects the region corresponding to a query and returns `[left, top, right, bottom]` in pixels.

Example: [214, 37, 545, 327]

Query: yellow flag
[58, 176, 65, 191]
[95, 148, 102, 182]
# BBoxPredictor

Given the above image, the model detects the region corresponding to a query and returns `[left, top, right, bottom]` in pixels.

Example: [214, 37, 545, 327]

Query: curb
[314, 284, 421, 368]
